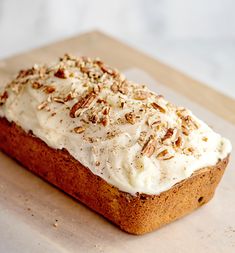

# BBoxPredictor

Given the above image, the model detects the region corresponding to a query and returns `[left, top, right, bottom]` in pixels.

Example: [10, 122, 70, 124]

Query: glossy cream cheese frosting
[0, 55, 232, 195]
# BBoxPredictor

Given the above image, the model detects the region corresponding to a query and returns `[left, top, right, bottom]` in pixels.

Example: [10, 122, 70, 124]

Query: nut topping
[93, 83, 103, 94]
[32, 82, 43, 89]
[134, 90, 149, 100]
[102, 106, 110, 115]
[53, 97, 65, 103]
[111, 83, 119, 93]
[181, 115, 199, 135]
[100, 64, 114, 75]
[70, 92, 96, 118]
[89, 114, 99, 124]
[175, 136, 183, 148]
[44, 85, 56, 94]
[151, 102, 166, 113]
[141, 135, 156, 157]
[37, 101, 48, 110]
[54, 68, 68, 79]
[74, 126, 85, 134]
[125, 112, 136, 125]
[0, 91, 8, 105]
[156, 149, 174, 160]
[202, 137, 208, 142]
[101, 116, 110, 127]
[110, 81, 128, 95]
[162, 128, 174, 141]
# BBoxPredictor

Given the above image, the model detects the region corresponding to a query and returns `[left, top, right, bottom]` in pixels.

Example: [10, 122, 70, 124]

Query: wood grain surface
[0, 30, 234, 124]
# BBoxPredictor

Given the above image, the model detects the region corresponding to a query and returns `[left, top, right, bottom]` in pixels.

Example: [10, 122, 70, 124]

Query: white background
[0, 0, 235, 98]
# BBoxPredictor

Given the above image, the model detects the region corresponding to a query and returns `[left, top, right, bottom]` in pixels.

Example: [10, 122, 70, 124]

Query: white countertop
[0, 0, 234, 98]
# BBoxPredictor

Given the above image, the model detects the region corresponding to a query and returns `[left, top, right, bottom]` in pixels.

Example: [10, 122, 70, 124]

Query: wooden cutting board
[0, 31, 234, 253]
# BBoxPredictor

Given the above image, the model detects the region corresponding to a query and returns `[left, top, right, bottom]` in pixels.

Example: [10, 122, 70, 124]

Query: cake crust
[0, 117, 229, 234]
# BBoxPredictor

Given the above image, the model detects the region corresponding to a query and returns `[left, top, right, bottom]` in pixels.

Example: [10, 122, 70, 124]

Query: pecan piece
[93, 83, 103, 94]
[151, 102, 166, 113]
[156, 149, 174, 160]
[110, 81, 128, 95]
[202, 137, 208, 142]
[111, 83, 119, 93]
[37, 101, 48, 110]
[100, 64, 114, 75]
[102, 106, 110, 115]
[89, 114, 99, 124]
[134, 90, 150, 100]
[101, 116, 109, 126]
[125, 112, 136, 125]
[70, 92, 96, 118]
[74, 126, 85, 134]
[80, 66, 90, 74]
[17, 69, 34, 79]
[162, 128, 174, 141]
[53, 97, 65, 104]
[54, 68, 68, 79]
[0, 91, 8, 105]
[175, 136, 183, 148]
[44, 85, 56, 94]
[32, 82, 43, 89]
[119, 82, 128, 95]
[141, 135, 156, 157]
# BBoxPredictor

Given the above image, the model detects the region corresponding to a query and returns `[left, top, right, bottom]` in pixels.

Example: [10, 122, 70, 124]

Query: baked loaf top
[0, 54, 232, 195]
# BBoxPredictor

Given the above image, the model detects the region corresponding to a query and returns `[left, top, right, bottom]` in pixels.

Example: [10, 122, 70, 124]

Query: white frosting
[0, 55, 232, 195]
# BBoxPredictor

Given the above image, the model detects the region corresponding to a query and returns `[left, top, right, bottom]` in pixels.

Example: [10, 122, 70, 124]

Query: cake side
[0, 55, 232, 196]
[0, 118, 229, 234]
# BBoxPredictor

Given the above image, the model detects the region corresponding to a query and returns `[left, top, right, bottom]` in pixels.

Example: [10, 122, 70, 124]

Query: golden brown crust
[0, 117, 229, 234]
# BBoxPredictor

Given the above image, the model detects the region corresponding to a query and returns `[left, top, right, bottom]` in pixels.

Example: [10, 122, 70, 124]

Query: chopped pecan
[175, 136, 183, 148]
[125, 112, 136, 125]
[89, 114, 99, 124]
[17, 69, 34, 79]
[150, 120, 161, 128]
[119, 81, 128, 95]
[80, 66, 90, 74]
[32, 82, 43, 89]
[182, 126, 190, 136]
[110, 81, 128, 95]
[134, 90, 150, 100]
[44, 85, 56, 94]
[0, 91, 8, 105]
[54, 68, 68, 79]
[64, 90, 77, 102]
[183, 115, 199, 129]
[162, 128, 174, 141]
[141, 135, 156, 157]
[70, 92, 96, 118]
[111, 83, 119, 93]
[97, 98, 107, 104]
[156, 149, 174, 160]
[64, 93, 73, 102]
[95, 161, 101, 166]
[183, 147, 194, 155]
[53, 97, 65, 104]
[151, 102, 166, 113]
[202, 137, 208, 142]
[100, 64, 114, 75]
[180, 115, 199, 136]
[74, 126, 85, 134]
[93, 83, 103, 94]
[37, 101, 48, 110]
[102, 106, 110, 115]
[101, 116, 109, 126]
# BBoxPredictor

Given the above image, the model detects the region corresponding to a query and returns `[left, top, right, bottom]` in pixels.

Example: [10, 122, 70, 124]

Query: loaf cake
[0, 54, 232, 234]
